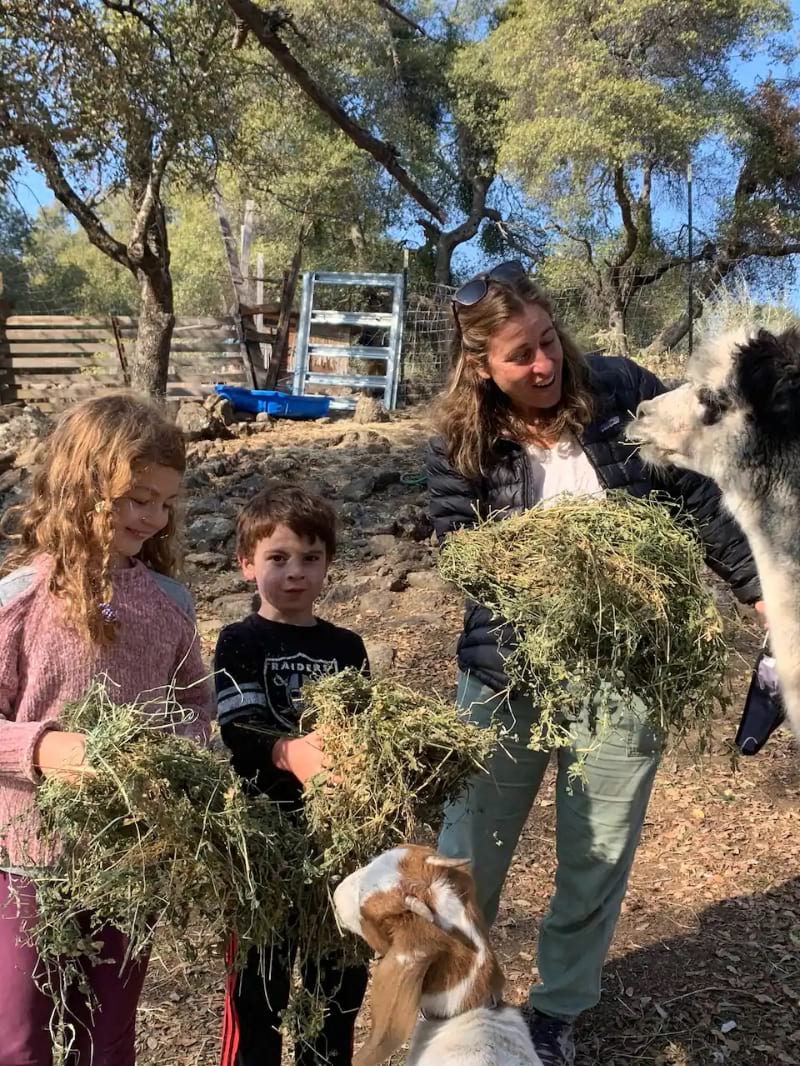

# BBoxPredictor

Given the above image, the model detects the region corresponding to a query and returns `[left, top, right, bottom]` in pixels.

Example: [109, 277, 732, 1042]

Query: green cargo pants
[438, 671, 663, 1021]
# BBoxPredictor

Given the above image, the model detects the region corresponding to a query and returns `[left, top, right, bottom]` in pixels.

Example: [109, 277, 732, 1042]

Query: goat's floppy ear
[353, 915, 452, 1066]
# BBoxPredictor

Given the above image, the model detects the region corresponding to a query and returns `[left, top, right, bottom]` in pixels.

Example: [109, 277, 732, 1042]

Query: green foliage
[490, 0, 789, 197]
[18, 205, 138, 315]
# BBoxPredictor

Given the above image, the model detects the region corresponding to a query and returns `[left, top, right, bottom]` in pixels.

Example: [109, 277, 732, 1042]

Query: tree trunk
[643, 256, 736, 359]
[132, 267, 174, 398]
[644, 308, 696, 358]
[432, 174, 495, 287]
[608, 304, 630, 355]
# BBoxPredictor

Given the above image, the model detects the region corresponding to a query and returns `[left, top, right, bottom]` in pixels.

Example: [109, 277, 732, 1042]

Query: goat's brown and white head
[334, 845, 504, 1066]
[628, 327, 800, 520]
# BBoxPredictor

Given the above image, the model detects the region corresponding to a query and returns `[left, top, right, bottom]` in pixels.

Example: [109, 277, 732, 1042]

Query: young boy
[215, 485, 369, 1066]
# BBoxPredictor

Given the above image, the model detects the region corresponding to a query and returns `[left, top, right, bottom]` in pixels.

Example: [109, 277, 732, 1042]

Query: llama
[627, 325, 800, 741]
[334, 845, 543, 1066]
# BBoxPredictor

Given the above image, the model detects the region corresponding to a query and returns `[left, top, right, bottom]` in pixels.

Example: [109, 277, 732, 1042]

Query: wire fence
[5, 256, 799, 402]
[401, 258, 800, 397]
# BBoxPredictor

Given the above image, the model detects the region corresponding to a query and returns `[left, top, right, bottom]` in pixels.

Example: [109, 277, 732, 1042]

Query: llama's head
[333, 845, 504, 1066]
[628, 326, 800, 494]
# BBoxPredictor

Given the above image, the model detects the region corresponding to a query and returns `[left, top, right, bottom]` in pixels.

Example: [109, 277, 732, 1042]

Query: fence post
[212, 186, 259, 390]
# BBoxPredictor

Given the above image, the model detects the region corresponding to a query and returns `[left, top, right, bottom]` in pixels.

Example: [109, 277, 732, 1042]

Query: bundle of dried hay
[31, 682, 299, 1062]
[31, 673, 494, 1057]
[438, 492, 729, 757]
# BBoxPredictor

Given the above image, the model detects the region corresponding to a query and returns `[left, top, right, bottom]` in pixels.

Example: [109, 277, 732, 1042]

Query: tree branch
[224, 0, 445, 221]
[611, 164, 638, 269]
[100, 0, 178, 67]
[128, 139, 175, 262]
[1, 107, 130, 270]
[376, 0, 429, 37]
[433, 172, 494, 283]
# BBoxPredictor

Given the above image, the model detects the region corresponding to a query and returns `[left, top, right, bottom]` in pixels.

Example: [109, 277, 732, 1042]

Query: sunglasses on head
[452, 260, 527, 310]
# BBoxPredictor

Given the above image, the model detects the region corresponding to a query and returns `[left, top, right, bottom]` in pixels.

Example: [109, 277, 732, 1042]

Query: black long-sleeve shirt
[214, 613, 369, 807]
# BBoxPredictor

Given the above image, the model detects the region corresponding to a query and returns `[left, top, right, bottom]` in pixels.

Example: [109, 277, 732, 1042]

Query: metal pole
[687, 162, 694, 357]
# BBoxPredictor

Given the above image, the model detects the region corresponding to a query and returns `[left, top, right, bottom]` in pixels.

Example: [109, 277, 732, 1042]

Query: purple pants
[0, 873, 149, 1066]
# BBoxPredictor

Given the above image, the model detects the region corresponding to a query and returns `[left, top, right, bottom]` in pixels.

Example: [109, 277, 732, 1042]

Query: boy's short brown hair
[236, 484, 337, 562]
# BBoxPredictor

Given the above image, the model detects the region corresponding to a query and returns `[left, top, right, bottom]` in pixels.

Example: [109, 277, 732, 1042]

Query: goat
[333, 844, 543, 1066]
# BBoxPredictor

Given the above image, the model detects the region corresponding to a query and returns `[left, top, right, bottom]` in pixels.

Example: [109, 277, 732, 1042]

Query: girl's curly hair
[2, 392, 186, 645]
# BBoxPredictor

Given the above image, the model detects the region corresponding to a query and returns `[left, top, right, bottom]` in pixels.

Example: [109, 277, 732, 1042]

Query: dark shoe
[526, 1007, 576, 1066]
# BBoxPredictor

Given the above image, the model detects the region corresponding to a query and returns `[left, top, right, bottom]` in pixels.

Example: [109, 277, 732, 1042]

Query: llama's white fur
[628, 325, 800, 742]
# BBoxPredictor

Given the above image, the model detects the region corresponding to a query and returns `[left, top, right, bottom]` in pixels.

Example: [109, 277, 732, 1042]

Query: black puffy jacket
[426, 354, 761, 692]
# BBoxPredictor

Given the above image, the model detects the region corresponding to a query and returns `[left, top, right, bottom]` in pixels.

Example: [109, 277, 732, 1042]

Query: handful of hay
[300, 669, 496, 879]
[286, 668, 497, 1034]
[32, 683, 300, 1061]
[438, 492, 729, 753]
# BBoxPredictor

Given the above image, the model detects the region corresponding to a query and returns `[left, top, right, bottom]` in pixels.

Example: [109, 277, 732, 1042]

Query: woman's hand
[754, 600, 768, 628]
[33, 731, 92, 783]
[271, 729, 328, 786]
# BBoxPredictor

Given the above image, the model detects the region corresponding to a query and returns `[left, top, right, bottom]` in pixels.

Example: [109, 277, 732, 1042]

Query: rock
[187, 515, 235, 550]
[203, 572, 250, 597]
[362, 520, 395, 536]
[204, 393, 235, 426]
[212, 593, 253, 624]
[368, 534, 399, 556]
[364, 641, 396, 678]
[338, 502, 368, 527]
[202, 457, 229, 478]
[373, 468, 401, 491]
[184, 468, 211, 491]
[322, 575, 371, 604]
[0, 408, 50, 454]
[0, 450, 15, 474]
[339, 477, 376, 502]
[0, 403, 27, 423]
[176, 402, 216, 441]
[353, 395, 390, 424]
[359, 591, 393, 614]
[186, 496, 223, 518]
[0, 467, 23, 493]
[184, 551, 227, 571]
[406, 570, 449, 592]
[235, 473, 269, 496]
[394, 505, 434, 542]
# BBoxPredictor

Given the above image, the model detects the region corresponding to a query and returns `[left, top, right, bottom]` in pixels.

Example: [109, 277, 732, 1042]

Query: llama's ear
[353, 917, 450, 1066]
[772, 327, 800, 422]
[737, 328, 800, 428]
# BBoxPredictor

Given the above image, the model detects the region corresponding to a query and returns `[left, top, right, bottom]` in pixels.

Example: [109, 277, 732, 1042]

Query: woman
[425, 263, 762, 1066]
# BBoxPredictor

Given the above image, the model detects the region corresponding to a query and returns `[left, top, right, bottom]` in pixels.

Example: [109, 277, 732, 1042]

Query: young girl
[0, 392, 214, 1066]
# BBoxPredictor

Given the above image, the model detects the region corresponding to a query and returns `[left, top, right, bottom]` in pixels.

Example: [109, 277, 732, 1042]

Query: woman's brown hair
[435, 274, 595, 477]
[2, 392, 186, 645]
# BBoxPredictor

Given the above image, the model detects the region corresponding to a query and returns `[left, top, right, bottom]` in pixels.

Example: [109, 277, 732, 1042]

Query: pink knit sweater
[0, 558, 214, 868]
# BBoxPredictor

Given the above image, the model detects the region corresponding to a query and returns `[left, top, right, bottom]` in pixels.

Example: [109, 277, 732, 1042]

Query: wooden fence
[0, 312, 384, 409]
[0, 314, 257, 407]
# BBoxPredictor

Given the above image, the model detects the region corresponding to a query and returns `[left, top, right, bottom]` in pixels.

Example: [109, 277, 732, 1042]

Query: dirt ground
[134, 409, 800, 1066]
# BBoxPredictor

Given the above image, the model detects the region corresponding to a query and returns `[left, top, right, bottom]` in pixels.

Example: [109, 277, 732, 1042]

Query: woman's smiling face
[480, 303, 564, 417]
